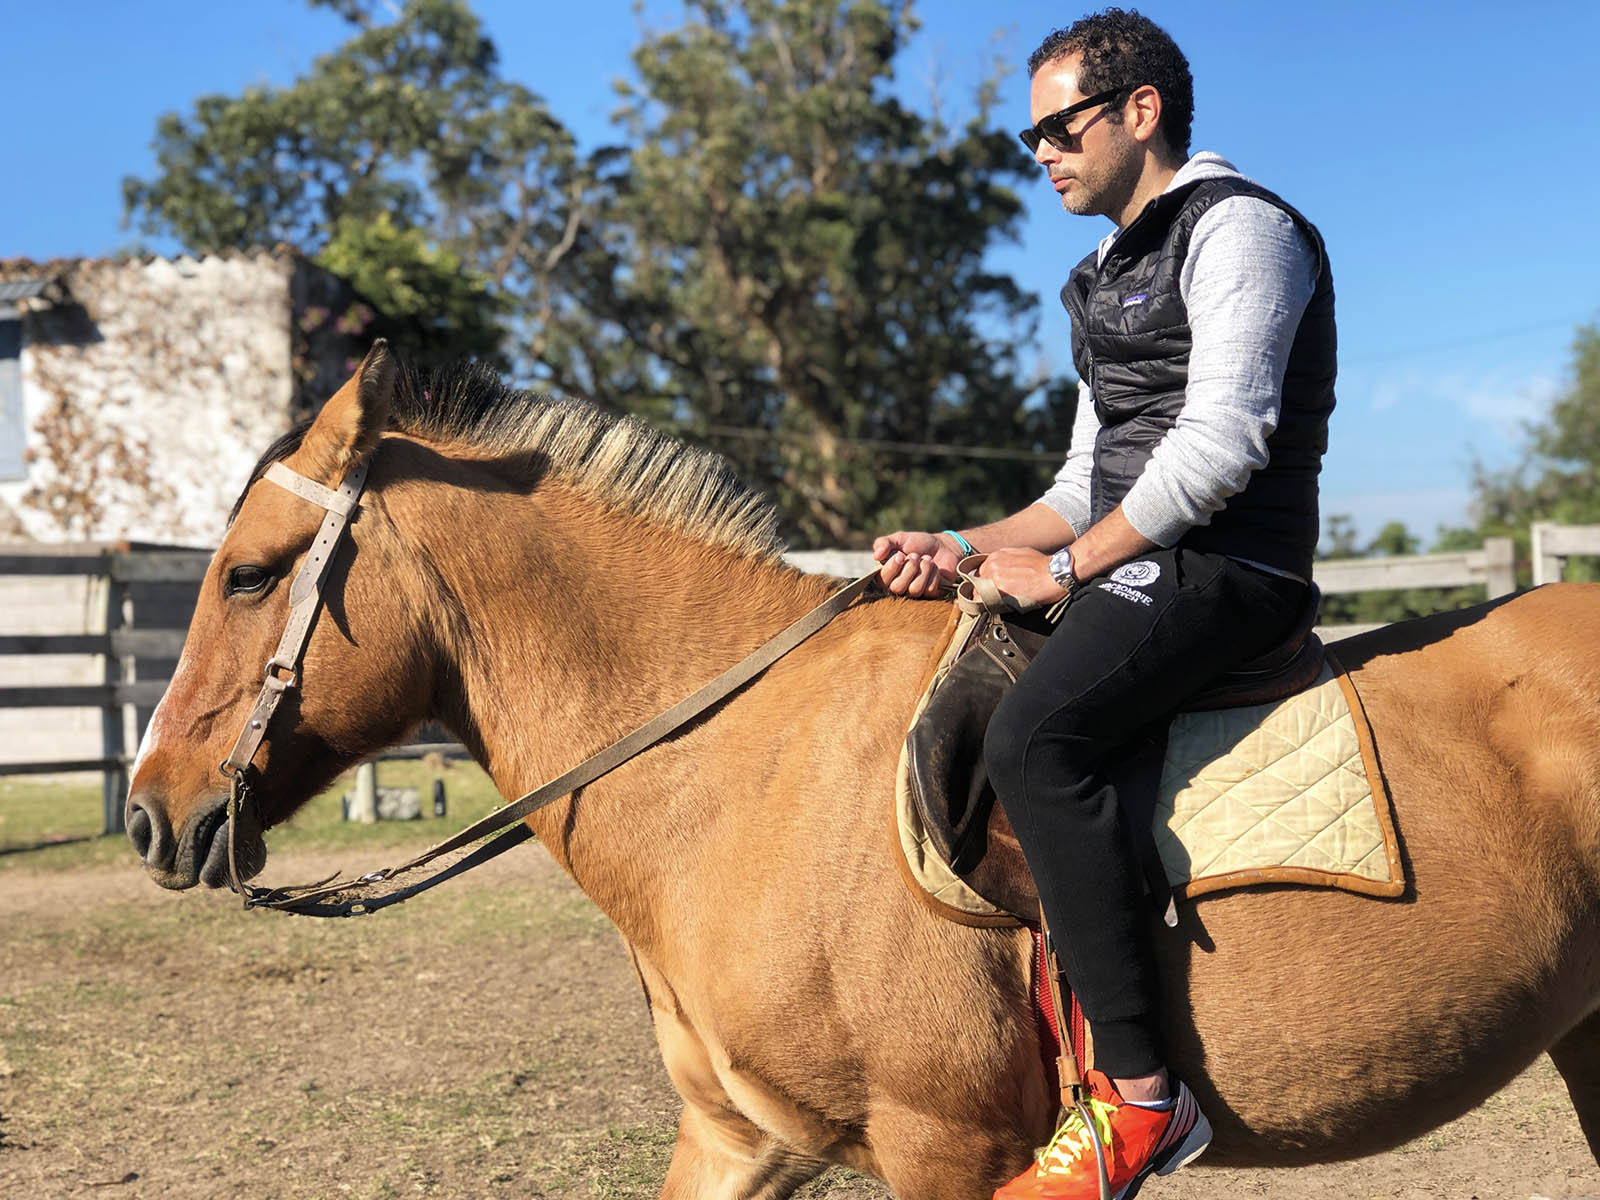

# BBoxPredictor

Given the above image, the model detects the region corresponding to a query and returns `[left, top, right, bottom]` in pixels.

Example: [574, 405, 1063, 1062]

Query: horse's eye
[225, 565, 274, 597]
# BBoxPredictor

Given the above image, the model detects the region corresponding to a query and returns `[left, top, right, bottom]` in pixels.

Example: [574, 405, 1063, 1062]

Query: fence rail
[0, 543, 210, 835]
[789, 538, 1522, 640]
[1533, 522, 1600, 586]
[4, 528, 1596, 836]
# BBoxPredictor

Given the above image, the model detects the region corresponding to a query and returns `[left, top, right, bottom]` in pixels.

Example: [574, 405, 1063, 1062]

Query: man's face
[1027, 53, 1140, 219]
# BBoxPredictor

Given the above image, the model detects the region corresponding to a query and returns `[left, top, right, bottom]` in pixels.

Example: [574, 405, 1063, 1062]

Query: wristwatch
[1048, 546, 1077, 595]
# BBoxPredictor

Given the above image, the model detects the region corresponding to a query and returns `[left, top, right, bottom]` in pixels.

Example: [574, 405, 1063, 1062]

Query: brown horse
[127, 347, 1600, 1198]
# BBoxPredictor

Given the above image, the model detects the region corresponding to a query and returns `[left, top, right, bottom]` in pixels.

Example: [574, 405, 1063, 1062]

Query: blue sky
[6, 0, 1598, 543]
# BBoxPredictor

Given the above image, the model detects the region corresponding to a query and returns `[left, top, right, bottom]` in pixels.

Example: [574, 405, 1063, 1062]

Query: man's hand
[976, 548, 1068, 609]
[872, 530, 963, 598]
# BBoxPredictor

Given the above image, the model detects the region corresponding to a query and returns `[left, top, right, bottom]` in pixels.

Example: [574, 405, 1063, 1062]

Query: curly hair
[1028, 8, 1193, 158]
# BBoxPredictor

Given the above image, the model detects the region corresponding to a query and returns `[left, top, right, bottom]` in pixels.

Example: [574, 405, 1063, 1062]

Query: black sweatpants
[984, 546, 1306, 1079]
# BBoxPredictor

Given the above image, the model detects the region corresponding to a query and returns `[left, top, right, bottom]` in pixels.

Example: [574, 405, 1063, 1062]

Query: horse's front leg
[661, 1103, 829, 1200]
[625, 944, 831, 1198]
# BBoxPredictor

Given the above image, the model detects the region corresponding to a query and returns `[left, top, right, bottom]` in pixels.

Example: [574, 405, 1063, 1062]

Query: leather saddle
[904, 581, 1325, 922]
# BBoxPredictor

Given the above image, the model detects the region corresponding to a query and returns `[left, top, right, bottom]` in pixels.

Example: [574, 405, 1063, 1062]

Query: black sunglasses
[1018, 88, 1129, 153]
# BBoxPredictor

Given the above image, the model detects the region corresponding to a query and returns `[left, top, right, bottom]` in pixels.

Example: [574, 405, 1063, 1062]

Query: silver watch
[1048, 546, 1077, 593]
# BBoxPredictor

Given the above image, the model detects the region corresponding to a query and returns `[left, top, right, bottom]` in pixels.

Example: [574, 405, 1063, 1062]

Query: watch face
[1049, 547, 1074, 586]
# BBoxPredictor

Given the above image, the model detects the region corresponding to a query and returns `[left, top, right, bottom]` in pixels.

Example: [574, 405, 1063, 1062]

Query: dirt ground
[2, 838, 1597, 1200]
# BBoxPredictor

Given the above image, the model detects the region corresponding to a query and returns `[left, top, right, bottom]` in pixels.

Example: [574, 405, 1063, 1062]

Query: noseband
[214, 453, 876, 917]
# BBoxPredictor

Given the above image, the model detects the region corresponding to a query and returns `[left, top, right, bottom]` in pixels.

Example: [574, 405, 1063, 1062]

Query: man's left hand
[976, 548, 1068, 608]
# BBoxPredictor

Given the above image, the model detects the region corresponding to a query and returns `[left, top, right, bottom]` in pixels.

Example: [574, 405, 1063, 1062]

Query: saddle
[898, 562, 1400, 927]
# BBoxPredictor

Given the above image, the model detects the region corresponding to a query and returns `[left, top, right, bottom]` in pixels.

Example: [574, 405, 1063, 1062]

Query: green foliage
[318, 213, 507, 363]
[1469, 321, 1600, 582]
[544, 0, 1070, 546]
[122, 0, 581, 367]
[124, 0, 1073, 546]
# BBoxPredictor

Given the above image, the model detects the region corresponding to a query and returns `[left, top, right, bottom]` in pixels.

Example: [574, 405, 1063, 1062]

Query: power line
[1342, 318, 1584, 366]
[692, 423, 1066, 464]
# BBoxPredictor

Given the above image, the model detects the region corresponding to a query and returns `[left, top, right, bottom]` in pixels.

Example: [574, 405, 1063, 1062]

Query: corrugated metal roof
[0, 278, 50, 302]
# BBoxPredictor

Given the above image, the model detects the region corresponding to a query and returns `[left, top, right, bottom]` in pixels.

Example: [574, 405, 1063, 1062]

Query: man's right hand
[872, 530, 964, 598]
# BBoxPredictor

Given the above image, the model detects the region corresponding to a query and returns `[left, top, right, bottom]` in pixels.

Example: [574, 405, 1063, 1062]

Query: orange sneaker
[994, 1070, 1212, 1200]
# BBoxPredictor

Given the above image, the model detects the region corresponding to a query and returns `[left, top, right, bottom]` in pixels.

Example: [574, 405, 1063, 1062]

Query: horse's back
[1164, 583, 1600, 1163]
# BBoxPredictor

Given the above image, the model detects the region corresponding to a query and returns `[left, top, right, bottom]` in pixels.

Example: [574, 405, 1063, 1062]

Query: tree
[121, 0, 578, 368]
[124, 0, 1075, 547]
[1469, 320, 1600, 581]
[527, 0, 1075, 546]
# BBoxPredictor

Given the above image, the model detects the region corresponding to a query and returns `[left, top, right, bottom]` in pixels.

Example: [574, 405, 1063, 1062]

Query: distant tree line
[123, 0, 1596, 572]
[123, 0, 1073, 548]
[1320, 319, 1600, 624]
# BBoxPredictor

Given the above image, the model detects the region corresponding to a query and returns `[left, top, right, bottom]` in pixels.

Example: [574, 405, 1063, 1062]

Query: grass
[0, 757, 511, 871]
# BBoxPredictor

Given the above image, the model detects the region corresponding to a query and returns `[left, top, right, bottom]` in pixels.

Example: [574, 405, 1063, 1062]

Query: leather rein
[219, 457, 877, 917]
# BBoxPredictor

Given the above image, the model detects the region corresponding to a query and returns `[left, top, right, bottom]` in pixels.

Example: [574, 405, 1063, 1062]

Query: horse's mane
[233, 361, 786, 562]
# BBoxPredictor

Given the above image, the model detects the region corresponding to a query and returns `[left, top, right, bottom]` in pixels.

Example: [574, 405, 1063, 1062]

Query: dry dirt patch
[0, 841, 1595, 1199]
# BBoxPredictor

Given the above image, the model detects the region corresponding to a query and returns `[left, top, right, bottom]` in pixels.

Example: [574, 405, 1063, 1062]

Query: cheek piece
[218, 458, 370, 902]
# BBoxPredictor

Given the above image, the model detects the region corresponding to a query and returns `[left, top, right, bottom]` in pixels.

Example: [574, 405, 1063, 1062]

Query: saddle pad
[1153, 656, 1402, 900]
[894, 630, 1404, 920]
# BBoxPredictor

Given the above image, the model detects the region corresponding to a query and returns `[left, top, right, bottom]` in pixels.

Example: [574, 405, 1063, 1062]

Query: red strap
[1031, 928, 1087, 1084]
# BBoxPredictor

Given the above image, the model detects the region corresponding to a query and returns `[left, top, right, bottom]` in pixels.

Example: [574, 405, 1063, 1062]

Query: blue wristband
[942, 529, 975, 556]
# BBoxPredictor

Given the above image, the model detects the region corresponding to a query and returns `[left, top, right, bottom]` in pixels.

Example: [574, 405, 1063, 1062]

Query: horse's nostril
[126, 797, 172, 869]
[128, 804, 153, 860]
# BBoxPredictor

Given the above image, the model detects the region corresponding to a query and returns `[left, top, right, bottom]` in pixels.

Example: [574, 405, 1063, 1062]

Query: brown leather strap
[243, 569, 880, 915]
[1039, 907, 1084, 1103]
[221, 460, 370, 778]
[264, 462, 356, 517]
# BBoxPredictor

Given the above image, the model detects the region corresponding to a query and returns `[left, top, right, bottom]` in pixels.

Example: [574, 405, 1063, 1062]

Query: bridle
[220, 460, 370, 785]
[218, 457, 370, 906]
[217, 453, 875, 917]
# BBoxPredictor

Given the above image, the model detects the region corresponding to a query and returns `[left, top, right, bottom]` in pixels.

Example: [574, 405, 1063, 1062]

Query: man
[872, 9, 1336, 1199]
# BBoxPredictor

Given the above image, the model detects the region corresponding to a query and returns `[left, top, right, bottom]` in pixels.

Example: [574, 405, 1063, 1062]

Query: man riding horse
[873, 9, 1336, 1197]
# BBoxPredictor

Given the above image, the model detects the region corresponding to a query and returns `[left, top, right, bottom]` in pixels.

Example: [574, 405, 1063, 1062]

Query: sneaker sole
[1114, 1107, 1213, 1200]
[1156, 1107, 1213, 1175]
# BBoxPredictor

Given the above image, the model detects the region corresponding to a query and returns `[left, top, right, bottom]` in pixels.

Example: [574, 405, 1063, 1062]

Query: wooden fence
[787, 537, 1521, 641]
[4, 529, 1595, 836]
[1, 543, 208, 835]
[1533, 522, 1600, 587]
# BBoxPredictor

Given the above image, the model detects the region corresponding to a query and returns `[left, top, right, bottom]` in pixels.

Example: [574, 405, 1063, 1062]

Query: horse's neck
[414, 482, 844, 891]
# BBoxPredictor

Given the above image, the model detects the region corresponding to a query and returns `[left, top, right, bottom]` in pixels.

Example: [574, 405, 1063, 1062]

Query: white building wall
[0, 253, 297, 547]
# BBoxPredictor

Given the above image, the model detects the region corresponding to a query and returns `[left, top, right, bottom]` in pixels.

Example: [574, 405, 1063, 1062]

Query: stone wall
[0, 252, 313, 547]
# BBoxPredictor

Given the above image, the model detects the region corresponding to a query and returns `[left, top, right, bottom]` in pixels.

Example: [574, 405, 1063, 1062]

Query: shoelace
[1037, 1097, 1116, 1174]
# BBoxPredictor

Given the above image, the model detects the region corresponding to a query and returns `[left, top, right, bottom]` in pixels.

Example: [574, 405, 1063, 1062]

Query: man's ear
[295, 340, 395, 484]
[1127, 83, 1165, 148]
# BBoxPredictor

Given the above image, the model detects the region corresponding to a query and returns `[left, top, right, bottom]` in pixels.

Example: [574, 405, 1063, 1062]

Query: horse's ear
[297, 340, 396, 484]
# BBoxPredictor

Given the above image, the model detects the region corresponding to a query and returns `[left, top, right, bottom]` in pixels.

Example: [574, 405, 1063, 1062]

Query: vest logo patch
[1110, 561, 1161, 588]
[1122, 292, 1148, 306]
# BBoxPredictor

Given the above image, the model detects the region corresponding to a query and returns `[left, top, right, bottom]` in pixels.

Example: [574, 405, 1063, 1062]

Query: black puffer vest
[1062, 175, 1337, 579]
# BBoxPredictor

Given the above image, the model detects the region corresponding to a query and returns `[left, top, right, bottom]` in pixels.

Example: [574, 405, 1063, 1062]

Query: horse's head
[127, 343, 436, 889]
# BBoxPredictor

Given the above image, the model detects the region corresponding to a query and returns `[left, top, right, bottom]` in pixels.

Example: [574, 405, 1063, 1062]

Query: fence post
[1531, 523, 1563, 587]
[97, 557, 129, 835]
[351, 761, 378, 823]
[1483, 536, 1515, 597]
[117, 558, 141, 828]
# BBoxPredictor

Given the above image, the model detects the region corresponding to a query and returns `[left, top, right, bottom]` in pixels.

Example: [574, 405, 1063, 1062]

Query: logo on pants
[1110, 560, 1161, 588]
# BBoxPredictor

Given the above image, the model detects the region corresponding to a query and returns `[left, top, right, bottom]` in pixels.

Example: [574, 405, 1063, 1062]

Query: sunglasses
[1018, 88, 1129, 154]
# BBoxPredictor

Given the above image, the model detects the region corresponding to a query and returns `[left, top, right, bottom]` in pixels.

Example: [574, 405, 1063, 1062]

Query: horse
[126, 345, 1600, 1198]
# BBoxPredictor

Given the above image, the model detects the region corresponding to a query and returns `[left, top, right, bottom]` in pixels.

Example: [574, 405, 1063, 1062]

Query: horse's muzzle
[127, 792, 264, 890]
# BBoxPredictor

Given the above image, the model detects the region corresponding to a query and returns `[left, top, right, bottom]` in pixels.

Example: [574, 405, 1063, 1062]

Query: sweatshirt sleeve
[1118, 196, 1319, 546]
[1034, 378, 1098, 536]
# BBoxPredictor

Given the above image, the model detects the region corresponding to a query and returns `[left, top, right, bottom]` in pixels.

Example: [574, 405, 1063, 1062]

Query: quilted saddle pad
[894, 632, 1404, 922]
[1153, 656, 1401, 899]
